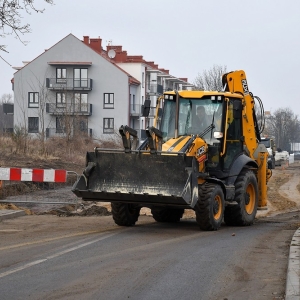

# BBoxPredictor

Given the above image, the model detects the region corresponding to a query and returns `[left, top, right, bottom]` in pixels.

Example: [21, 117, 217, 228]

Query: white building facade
[13, 34, 193, 143]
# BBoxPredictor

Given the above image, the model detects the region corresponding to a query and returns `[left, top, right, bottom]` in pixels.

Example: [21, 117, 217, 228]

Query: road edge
[286, 227, 300, 300]
[0, 210, 26, 221]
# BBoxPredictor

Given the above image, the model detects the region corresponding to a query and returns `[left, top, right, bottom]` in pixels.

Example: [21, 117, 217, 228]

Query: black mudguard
[226, 154, 258, 186]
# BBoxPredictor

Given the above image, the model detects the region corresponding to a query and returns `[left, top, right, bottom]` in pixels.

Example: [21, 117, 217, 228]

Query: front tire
[224, 168, 258, 226]
[111, 203, 141, 226]
[151, 207, 184, 223]
[195, 183, 225, 231]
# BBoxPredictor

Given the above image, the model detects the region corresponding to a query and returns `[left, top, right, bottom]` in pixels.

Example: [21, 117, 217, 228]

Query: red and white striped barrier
[0, 168, 67, 183]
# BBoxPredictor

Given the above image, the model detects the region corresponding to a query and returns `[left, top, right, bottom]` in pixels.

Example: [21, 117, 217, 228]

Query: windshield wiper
[199, 123, 215, 138]
[199, 112, 216, 139]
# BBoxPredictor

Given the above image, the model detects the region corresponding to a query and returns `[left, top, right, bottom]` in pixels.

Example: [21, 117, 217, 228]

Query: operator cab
[160, 92, 245, 172]
[161, 93, 224, 143]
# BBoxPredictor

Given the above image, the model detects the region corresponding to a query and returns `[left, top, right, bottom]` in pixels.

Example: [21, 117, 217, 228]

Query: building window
[28, 117, 39, 133]
[56, 92, 66, 107]
[79, 120, 87, 131]
[103, 118, 114, 133]
[78, 119, 88, 132]
[74, 68, 88, 88]
[56, 68, 66, 83]
[74, 118, 88, 134]
[142, 72, 145, 88]
[74, 93, 88, 112]
[28, 92, 39, 108]
[104, 93, 114, 109]
[56, 117, 65, 133]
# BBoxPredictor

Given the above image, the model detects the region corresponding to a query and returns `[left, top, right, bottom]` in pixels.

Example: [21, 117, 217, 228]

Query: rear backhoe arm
[222, 70, 269, 209]
[222, 70, 258, 159]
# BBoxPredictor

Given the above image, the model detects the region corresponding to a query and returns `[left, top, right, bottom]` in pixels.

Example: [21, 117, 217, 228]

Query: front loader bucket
[72, 151, 199, 208]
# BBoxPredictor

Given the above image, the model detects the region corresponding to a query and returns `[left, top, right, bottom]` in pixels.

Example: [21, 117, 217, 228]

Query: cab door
[223, 99, 243, 169]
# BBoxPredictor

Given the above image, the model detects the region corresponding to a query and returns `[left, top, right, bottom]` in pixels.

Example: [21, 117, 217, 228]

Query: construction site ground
[0, 157, 299, 219]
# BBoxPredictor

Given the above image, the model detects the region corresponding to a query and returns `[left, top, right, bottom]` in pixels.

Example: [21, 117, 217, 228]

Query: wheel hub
[245, 193, 250, 205]
[213, 200, 220, 215]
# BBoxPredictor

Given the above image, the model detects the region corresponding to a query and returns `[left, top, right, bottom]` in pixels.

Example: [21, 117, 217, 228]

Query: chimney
[83, 36, 102, 53]
[83, 36, 89, 45]
[89, 38, 102, 53]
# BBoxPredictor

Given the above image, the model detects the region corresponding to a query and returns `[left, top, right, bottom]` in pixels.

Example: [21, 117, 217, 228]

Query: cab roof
[164, 90, 244, 99]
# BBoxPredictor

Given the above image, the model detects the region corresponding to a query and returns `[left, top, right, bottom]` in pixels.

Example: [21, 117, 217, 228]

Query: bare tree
[1, 93, 13, 103]
[193, 65, 227, 91]
[0, 0, 53, 53]
[13, 78, 29, 153]
[264, 108, 300, 151]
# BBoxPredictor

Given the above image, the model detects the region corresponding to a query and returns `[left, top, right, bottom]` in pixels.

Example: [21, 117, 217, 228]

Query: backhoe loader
[72, 70, 272, 230]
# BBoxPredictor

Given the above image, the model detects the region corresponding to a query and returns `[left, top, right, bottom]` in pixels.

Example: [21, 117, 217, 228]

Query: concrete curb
[286, 227, 300, 300]
[0, 209, 26, 221]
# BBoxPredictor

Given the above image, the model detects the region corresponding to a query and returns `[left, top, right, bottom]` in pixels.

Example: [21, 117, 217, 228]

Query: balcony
[46, 78, 93, 91]
[46, 103, 92, 116]
[46, 128, 92, 139]
[146, 83, 163, 96]
[130, 104, 141, 116]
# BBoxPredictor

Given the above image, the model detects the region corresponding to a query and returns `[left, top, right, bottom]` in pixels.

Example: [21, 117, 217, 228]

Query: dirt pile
[0, 203, 33, 215]
[39, 204, 111, 217]
[263, 162, 300, 216]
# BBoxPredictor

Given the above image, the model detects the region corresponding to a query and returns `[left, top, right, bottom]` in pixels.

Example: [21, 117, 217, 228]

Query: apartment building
[13, 34, 193, 142]
[102, 43, 194, 140]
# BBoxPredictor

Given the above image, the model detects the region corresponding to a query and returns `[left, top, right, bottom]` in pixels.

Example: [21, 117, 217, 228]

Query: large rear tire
[151, 207, 184, 223]
[268, 158, 275, 169]
[224, 168, 258, 226]
[111, 203, 141, 226]
[272, 158, 275, 169]
[195, 183, 225, 231]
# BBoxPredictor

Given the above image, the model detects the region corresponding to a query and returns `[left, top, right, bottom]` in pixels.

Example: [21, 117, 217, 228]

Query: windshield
[160, 97, 223, 142]
[260, 139, 271, 148]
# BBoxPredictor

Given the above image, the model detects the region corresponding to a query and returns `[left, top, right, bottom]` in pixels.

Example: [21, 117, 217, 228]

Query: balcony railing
[46, 78, 93, 91]
[130, 104, 141, 116]
[146, 83, 163, 95]
[46, 103, 92, 116]
[46, 128, 92, 139]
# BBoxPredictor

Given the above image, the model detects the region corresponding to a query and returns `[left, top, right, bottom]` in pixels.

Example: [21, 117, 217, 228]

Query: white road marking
[0, 232, 119, 279]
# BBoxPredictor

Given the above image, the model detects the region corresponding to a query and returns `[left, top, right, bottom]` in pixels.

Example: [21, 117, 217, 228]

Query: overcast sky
[1, 0, 300, 115]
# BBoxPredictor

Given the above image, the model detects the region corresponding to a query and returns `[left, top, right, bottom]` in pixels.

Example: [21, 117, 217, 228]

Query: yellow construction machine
[72, 70, 272, 230]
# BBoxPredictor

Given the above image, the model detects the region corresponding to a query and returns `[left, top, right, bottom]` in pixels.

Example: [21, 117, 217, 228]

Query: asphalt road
[0, 212, 299, 300]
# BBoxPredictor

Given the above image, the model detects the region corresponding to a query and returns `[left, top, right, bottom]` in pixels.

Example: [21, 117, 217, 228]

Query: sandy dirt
[259, 161, 300, 216]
